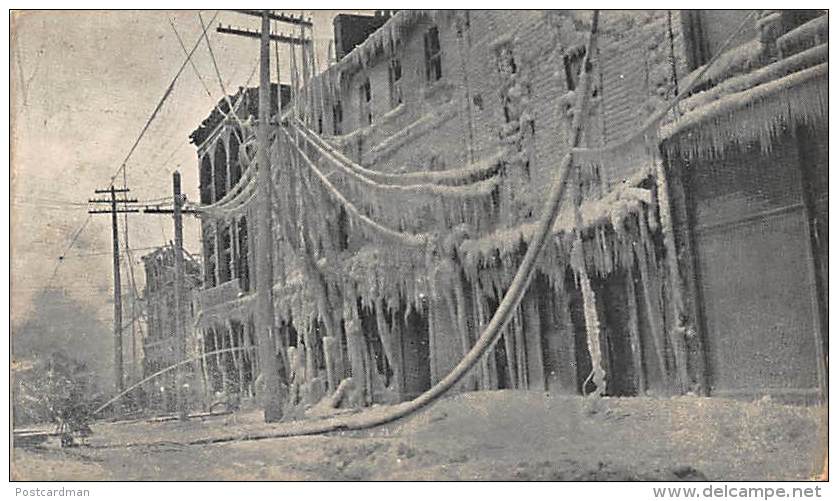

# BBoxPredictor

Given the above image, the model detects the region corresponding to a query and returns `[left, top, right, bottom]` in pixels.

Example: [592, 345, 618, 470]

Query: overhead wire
[135, 196, 174, 205]
[195, 55, 260, 154]
[12, 196, 91, 207]
[62, 246, 165, 259]
[280, 127, 428, 247]
[198, 11, 247, 132]
[109, 10, 220, 185]
[12, 200, 91, 210]
[169, 17, 214, 99]
[290, 120, 501, 198]
[292, 118, 504, 186]
[155, 140, 190, 174]
[14, 213, 94, 336]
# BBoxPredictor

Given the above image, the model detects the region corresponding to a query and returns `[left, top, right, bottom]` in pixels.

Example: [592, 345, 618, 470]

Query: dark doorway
[401, 305, 431, 399]
[593, 270, 639, 396]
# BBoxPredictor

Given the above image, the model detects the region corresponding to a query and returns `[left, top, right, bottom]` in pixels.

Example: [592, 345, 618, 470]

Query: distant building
[141, 244, 202, 413]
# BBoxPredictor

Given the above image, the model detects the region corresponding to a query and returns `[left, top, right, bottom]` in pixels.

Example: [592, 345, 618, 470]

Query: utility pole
[172, 172, 187, 420]
[219, 9, 310, 423]
[143, 172, 198, 420]
[252, 11, 284, 422]
[89, 186, 139, 394]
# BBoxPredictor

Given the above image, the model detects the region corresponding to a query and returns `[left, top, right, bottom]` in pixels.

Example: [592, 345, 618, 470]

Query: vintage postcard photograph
[9, 6, 829, 487]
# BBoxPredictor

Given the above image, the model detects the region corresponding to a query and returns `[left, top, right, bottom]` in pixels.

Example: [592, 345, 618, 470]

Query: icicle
[579, 270, 605, 396]
[472, 276, 494, 390]
[662, 62, 827, 160]
[451, 267, 478, 391]
[634, 214, 669, 390]
[625, 266, 646, 394]
[503, 308, 518, 389]
[653, 157, 690, 393]
[513, 305, 528, 389]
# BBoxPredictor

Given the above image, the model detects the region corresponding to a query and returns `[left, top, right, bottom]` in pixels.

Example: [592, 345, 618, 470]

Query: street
[12, 391, 826, 481]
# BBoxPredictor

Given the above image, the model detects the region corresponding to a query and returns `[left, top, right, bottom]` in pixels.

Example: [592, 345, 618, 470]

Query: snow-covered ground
[11, 391, 825, 481]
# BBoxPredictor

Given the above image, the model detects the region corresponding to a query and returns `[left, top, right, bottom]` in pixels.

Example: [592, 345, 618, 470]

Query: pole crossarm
[143, 206, 200, 215]
[88, 208, 140, 214]
[231, 9, 313, 27]
[216, 25, 311, 46]
[89, 198, 139, 204]
[95, 187, 130, 194]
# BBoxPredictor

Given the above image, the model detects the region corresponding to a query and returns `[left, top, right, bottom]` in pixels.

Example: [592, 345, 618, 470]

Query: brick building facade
[192, 10, 828, 409]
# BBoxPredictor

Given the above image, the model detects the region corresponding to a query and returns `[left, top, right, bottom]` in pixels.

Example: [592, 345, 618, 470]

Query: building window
[228, 133, 241, 187]
[359, 77, 372, 126]
[204, 235, 216, 288]
[332, 100, 343, 135]
[237, 217, 249, 292]
[681, 10, 757, 71]
[495, 44, 516, 75]
[424, 26, 442, 82]
[563, 46, 586, 91]
[213, 142, 228, 200]
[388, 56, 403, 108]
[337, 207, 349, 251]
[199, 155, 212, 204]
[218, 223, 231, 284]
[496, 43, 518, 125]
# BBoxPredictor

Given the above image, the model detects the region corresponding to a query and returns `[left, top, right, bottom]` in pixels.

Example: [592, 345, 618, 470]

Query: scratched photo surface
[10, 9, 828, 481]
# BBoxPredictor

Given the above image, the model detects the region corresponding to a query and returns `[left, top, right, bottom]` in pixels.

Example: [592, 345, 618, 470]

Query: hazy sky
[10, 10, 363, 335]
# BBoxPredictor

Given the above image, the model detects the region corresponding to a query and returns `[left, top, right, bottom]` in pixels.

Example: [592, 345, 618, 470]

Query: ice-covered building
[141, 244, 203, 412]
[659, 10, 827, 401]
[192, 10, 828, 411]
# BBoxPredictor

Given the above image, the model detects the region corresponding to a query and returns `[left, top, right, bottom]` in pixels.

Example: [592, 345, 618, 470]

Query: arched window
[213, 141, 228, 200]
[358, 77, 372, 126]
[200, 154, 213, 204]
[204, 231, 216, 288]
[237, 217, 249, 292]
[218, 222, 232, 284]
[228, 132, 242, 187]
[424, 26, 442, 82]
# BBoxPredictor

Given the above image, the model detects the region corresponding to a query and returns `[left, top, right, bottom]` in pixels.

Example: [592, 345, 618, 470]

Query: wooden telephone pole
[143, 171, 198, 420]
[218, 9, 310, 423]
[89, 186, 139, 394]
